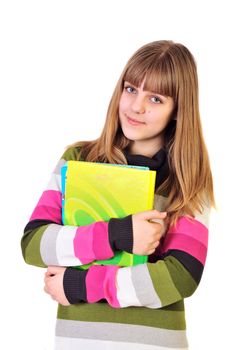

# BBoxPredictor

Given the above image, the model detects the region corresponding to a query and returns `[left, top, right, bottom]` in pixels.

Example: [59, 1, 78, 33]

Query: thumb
[47, 266, 60, 276]
[139, 209, 167, 221]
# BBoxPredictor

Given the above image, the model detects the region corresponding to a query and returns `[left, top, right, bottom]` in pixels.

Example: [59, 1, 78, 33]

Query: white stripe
[116, 267, 142, 307]
[55, 336, 188, 350]
[56, 225, 82, 266]
[46, 173, 62, 191]
[194, 205, 211, 228]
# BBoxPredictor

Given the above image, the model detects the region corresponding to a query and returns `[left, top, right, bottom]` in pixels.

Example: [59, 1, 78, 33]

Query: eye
[150, 96, 161, 104]
[125, 85, 136, 94]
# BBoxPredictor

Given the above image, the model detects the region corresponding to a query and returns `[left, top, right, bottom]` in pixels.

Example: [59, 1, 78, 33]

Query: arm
[21, 147, 133, 268]
[61, 206, 209, 307]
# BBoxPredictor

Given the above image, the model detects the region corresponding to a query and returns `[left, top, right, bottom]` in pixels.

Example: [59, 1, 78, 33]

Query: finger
[45, 270, 52, 277]
[153, 241, 160, 248]
[149, 221, 167, 236]
[147, 240, 160, 251]
[44, 275, 52, 284]
[147, 248, 156, 255]
[44, 285, 49, 294]
[148, 218, 164, 225]
[139, 210, 167, 221]
[44, 271, 51, 282]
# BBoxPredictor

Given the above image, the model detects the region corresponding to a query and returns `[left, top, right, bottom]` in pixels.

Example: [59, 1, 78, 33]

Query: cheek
[118, 100, 123, 114]
[147, 110, 172, 129]
[119, 95, 129, 113]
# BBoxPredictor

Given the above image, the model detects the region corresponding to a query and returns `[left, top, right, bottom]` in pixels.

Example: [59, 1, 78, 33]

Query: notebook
[61, 160, 156, 269]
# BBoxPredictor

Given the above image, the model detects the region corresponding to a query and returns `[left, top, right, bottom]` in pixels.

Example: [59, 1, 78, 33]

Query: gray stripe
[40, 224, 60, 265]
[131, 264, 162, 308]
[56, 320, 188, 348]
[154, 194, 168, 211]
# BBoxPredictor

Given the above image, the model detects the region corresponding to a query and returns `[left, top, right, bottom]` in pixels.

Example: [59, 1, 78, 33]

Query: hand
[132, 210, 167, 255]
[44, 266, 70, 306]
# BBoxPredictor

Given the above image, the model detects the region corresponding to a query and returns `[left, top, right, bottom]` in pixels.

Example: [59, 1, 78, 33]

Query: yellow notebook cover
[62, 161, 156, 268]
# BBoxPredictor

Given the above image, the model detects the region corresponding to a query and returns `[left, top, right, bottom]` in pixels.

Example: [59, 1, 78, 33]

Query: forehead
[123, 60, 177, 100]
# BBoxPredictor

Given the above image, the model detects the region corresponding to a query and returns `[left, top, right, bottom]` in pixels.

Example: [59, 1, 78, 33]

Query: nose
[131, 95, 145, 114]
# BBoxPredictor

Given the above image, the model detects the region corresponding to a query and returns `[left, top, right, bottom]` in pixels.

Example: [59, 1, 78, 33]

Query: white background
[1, 0, 231, 349]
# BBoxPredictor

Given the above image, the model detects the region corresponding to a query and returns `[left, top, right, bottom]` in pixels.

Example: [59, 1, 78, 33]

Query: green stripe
[57, 301, 186, 330]
[22, 226, 48, 267]
[165, 256, 197, 297]
[147, 260, 182, 306]
[62, 146, 83, 161]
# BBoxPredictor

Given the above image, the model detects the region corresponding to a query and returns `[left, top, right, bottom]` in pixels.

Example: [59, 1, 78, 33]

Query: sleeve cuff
[108, 215, 133, 253]
[63, 268, 88, 304]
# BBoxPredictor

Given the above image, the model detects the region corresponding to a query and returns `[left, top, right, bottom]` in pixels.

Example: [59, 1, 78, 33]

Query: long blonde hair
[69, 40, 215, 226]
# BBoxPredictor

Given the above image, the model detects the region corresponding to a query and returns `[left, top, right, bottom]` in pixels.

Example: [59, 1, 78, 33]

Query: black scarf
[123, 148, 169, 189]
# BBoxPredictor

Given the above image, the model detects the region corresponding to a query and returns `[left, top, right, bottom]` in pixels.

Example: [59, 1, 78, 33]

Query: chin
[121, 128, 141, 141]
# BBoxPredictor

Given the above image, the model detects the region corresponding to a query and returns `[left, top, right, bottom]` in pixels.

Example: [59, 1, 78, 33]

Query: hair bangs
[123, 54, 178, 102]
[123, 59, 148, 89]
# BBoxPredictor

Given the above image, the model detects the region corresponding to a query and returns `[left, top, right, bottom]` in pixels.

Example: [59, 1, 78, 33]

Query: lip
[126, 115, 145, 126]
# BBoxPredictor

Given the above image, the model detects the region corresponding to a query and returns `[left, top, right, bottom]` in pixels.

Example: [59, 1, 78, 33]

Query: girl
[21, 40, 215, 350]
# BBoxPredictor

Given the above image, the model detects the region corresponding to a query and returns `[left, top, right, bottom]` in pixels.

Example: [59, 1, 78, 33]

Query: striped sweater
[21, 146, 210, 350]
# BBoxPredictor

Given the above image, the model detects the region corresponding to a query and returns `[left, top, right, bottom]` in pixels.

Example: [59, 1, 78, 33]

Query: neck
[128, 138, 164, 158]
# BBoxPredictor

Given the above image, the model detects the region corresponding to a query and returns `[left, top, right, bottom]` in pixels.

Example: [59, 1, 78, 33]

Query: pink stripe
[34, 190, 62, 209]
[86, 265, 120, 308]
[168, 216, 208, 246]
[30, 205, 62, 223]
[92, 222, 114, 259]
[74, 222, 114, 264]
[29, 190, 62, 222]
[161, 233, 207, 265]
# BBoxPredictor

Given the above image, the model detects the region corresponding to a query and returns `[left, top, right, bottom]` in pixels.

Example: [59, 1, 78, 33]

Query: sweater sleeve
[66, 205, 210, 308]
[21, 147, 117, 268]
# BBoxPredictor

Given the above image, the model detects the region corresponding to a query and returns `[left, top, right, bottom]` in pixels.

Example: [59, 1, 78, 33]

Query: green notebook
[61, 161, 156, 269]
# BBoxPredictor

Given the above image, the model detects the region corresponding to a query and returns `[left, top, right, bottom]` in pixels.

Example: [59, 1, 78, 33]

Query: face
[119, 79, 175, 156]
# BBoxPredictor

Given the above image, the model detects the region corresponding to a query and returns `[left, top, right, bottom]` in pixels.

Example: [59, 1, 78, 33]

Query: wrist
[63, 268, 88, 304]
[108, 215, 133, 253]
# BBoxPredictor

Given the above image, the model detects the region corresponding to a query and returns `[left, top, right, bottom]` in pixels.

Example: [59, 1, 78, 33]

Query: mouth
[126, 114, 145, 126]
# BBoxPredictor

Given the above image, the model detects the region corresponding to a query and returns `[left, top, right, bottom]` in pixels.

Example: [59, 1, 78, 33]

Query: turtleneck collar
[123, 147, 169, 189]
